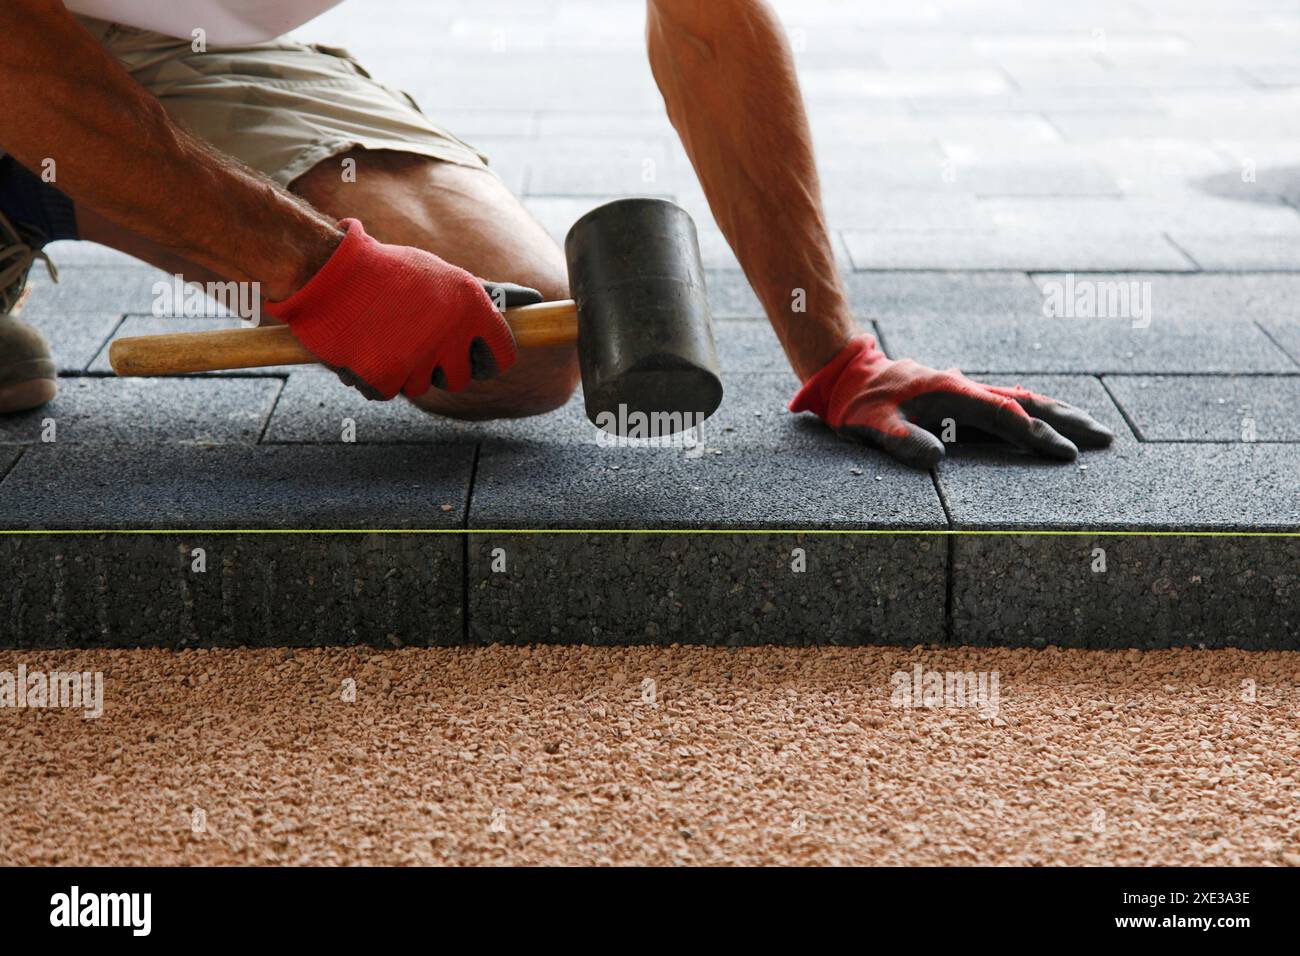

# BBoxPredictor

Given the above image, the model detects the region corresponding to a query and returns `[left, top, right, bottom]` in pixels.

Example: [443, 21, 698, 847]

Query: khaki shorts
[76, 17, 491, 187]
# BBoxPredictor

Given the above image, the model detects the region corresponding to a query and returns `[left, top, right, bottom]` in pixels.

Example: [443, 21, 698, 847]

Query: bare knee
[409, 258, 580, 421]
[292, 151, 581, 420]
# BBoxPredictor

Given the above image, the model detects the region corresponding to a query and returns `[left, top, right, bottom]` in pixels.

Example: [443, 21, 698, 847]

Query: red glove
[266, 219, 537, 400]
[789, 334, 1113, 469]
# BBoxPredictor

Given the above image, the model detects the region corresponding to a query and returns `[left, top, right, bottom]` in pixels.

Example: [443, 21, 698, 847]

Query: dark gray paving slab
[694, 228, 747, 271]
[949, 534, 1300, 649]
[264, 364, 811, 448]
[1104, 374, 1300, 441]
[0, 444, 473, 646]
[712, 321, 796, 372]
[938, 442, 1300, 531]
[262, 320, 800, 444]
[704, 271, 1031, 331]
[843, 271, 1045, 320]
[0, 377, 282, 445]
[467, 444, 948, 645]
[0, 443, 474, 530]
[963, 374, 1136, 445]
[24, 265, 171, 317]
[264, 367, 586, 446]
[843, 230, 1194, 271]
[939, 443, 1300, 648]
[1030, 273, 1300, 326]
[706, 272, 765, 318]
[16, 312, 122, 373]
[0, 447, 21, 480]
[468, 531, 946, 646]
[875, 313, 1296, 374]
[89, 316, 305, 376]
[1170, 233, 1300, 271]
[1260, 320, 1300, 365]
[0, 532, 462, 648]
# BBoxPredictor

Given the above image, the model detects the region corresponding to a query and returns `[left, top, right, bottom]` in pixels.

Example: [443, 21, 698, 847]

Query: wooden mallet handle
[108, 299, 579, 376]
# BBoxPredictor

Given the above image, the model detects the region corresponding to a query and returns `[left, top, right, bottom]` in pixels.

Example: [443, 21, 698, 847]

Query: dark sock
[0, 155, 80, 244]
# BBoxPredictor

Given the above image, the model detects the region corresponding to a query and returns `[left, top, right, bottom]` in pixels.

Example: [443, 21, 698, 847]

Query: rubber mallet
[109, 198, 723, 435]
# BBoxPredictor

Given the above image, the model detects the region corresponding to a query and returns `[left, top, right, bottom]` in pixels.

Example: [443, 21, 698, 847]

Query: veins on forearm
[647, 2, 856, 378]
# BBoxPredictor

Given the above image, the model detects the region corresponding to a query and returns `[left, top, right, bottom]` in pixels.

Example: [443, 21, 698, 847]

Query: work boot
[0, 208, 58, 412]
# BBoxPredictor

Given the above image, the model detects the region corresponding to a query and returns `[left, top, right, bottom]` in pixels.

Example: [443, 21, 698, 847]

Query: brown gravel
[1, 645, 1298, 866]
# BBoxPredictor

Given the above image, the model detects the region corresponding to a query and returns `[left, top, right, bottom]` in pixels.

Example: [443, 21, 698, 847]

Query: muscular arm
[0, 0, 339, 298]
[646, 0, 855, 380]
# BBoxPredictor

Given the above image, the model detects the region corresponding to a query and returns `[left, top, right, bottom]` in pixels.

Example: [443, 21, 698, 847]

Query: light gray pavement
[3, 0, 1299, 647]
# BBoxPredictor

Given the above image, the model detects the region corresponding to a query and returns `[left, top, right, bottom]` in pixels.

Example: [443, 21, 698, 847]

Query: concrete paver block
[1030, 273, 1300, 327]
[909, 92, 1164, 114]
[1170, 233, 1300, 271]
[954, 161, 1121, 197]
[705, 272, 765, 318]
[950, 534, 1300, 649]
[1260, 320, 1300, 365]
[844, 271, 1045, 320]
[468, 532, 946, 646]
[16, 313, 123, 373]
[938, 443, 1300, 531]
[954, 374, 1136, 445]
[875, 312, 1296, 374]
[0, 447, 21, 479]
[938, 443, 1300, 647]
[0, 444, 473, 646]
[0, 443, 475, 530]
[1, 533, 462, 648]
[467, 444, 948, 645]
[1104, 374, 1300, 442]
[42, 241, 146, 269]
[843, 230, 1194, 271]
[262, 322, 800, 444]
[986, 196, 1300, 236]
[0, 377, 282, 445]
[25, 266, 171, 317]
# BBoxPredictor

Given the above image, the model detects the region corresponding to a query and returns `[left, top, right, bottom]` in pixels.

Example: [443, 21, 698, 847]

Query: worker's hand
[265, 218, 543, 400]
[789, 334, 1114, 469]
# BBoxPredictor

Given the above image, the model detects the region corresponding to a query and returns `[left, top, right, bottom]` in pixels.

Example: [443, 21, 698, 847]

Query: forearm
[0, 0, 339, 298]
[646, 0, 856, 380]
